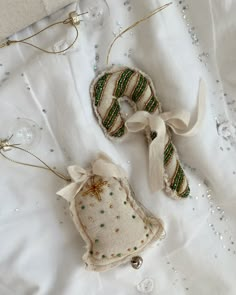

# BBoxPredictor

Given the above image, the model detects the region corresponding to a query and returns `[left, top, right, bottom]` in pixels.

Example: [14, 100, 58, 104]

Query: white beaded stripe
[97, 71, 121, 119]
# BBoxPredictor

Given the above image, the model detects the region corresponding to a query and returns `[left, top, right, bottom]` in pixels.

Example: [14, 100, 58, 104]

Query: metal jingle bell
[131, 256, 143, 270]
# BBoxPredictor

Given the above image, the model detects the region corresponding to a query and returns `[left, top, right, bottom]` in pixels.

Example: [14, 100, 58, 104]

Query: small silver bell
[131, 256, 143, 270]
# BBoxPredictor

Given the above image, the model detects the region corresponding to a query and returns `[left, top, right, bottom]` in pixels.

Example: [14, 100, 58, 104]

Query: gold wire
[7, 21, 78, 54]
[0, 5, 172, 180]
[0, 11, 88, 54]
[106, 2, 172, 65]
[0, 145, 71, 182]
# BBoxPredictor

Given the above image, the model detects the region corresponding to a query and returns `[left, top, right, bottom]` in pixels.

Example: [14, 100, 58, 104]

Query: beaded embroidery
[90, 66, 190, 199]
[57, 154, 164, 272]
[82, 176, 108, 201]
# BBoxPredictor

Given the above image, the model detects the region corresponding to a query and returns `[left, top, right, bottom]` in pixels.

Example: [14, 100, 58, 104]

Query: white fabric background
[0, 0, 75, 41]
[0, 0, 236, 294]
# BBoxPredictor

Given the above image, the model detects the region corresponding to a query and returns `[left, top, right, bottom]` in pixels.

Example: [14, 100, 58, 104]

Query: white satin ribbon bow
[56, 153, 126, 202]
[125, 79, 206, 193]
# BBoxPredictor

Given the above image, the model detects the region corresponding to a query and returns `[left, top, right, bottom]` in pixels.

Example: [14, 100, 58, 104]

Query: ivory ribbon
[125, 79, 206, 192]
[56, 153, 126, 202]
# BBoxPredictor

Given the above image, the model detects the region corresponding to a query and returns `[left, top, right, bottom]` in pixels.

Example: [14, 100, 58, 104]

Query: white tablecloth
[0, 0, 236, 294]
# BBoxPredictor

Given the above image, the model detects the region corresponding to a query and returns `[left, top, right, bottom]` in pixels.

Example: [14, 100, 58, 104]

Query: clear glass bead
[8, 118, 41, 149]
[137, 278, 154, 293]
[217, 121, 235, 139]
[78, 0, 110, 28]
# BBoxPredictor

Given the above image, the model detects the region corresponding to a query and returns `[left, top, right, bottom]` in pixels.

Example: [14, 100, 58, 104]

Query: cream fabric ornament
[90, 66, 206, 199]
[57, 153, 164, 272]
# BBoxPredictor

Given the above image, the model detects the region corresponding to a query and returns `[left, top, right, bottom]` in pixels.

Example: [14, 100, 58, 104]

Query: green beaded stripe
[176, 168, 185, 193]
[145, 96, 158, 113]
[145, 96, 155, 111]
[149, 99, 158, 113]
[94, 73, 111, 106]
[103, 100, 120, 130]
[170, 163, 184, 192]
[179, 185, 190, 198]
[115, 69, 135, 97]
[132, 75, 147, 102]
[112, 124, 125, 137]
[164, 142, 174, 166]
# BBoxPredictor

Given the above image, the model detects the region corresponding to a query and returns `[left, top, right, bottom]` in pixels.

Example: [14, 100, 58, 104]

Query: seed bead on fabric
[90, 66, 194, 199]
[57, 153, 164, 272]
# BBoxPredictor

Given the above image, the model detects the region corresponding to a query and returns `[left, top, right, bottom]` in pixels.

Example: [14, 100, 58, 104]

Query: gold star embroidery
[82, 176, 108, 201]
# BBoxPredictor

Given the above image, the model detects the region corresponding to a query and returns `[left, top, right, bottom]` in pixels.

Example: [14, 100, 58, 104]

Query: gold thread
[82, 176, 108, 201]
[165, 146, 175, 167]
[0, 11, 88, 54]
[0, 141, 70, 181]
[136, 78, 149, 103]
[151, 100, 159, 113]
[170, 160, 180, 187]
[144, 92, 154, 109]
[137, 80, 155, 107]
[178, 176, 186, 194]
[106, 2, 172, 65]
[113, 69, 128, 97]
[179, 184, 189, 197]
[108, 112, 120, 133]
[110, 120, 124, 136]
[130, 73, 141, 99]
[102, 98, 117, 125]
[124, 71, 136, 95]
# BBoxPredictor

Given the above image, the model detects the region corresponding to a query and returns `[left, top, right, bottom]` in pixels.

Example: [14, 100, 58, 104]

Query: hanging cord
[0, 11, 88, 54]
[106, 2, 172, 65]
[0, 137, 71, 182]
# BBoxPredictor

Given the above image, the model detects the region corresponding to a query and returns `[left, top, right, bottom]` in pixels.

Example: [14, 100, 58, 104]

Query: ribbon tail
[173, 79, 206, 136]
[149, 137, 165, 193]
[67, 165, 88, 183]
[56, 182, 81, 203]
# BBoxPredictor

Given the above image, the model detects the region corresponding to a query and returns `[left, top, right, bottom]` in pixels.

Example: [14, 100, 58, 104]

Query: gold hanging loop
[106, 2, 172, 65]
[0, 11, 88, 54]
[0, 138, 71, 182]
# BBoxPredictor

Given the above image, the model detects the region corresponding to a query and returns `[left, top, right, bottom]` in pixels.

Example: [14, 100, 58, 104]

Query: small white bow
[125, 79, 206, 192]
[57, 153, 126, 202]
